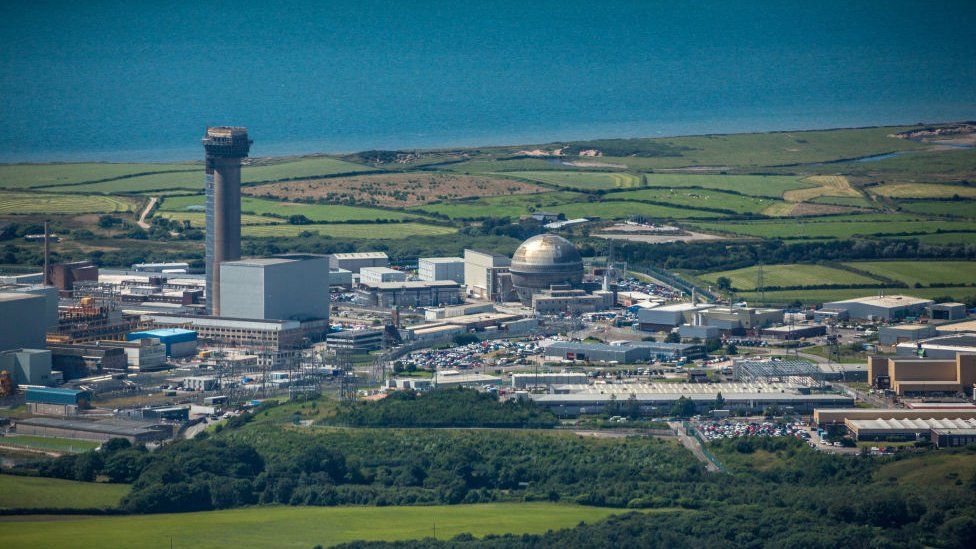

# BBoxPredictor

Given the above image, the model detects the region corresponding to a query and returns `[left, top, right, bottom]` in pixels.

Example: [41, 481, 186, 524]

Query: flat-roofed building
[928, 302, 967, 320]
[896, 334, 976, 360]
[699, 306, 784, 335]
[878, 324, 937, 345]
[356, 280, 462, 308]
[936, 319, 976, 335]
[869, 352, 976, 396]
[822, 295, 933, 321]
[143, 314, 305, 366]
[531, 288, 613, 315]
[330, 252, 389, 273]
[0, 292, 48, 352]
[48, 342, 128, 379]
[813, 407, 976, 426]
[762, 324, 827, 340]
[326, 329, 384, 352]
[545, 340, 705, 363]
[220, 254, 329, 324]
[127, 328, 198, 357]
[0, 349, 55, 386]
[419, 257, 465, 283]
[359, 266, 406, 285]
[637, 302, 715, 331]
[846, 417, 976, 441]
[463, 249, 512, 301]
[512, 372, 588, 388]
[14, 417, 172, 443]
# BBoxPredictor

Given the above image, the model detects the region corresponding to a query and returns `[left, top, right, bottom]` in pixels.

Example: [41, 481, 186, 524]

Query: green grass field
[0, 191, 136, 215]
[633, 173, 814, 198]
[870, 183, 976, 199]
[46, 171, 203, 193]
[841, 261, 976, 287]
[159, 195, 425, 222]
[502, 171, 641, 190]
[737, 285, 976, 305]
[243, 222, 457, 239]
[689, 214, 976, 240]
[159, 212, 281, 226]
[415, 191, 584, 219]
[0, 435, 101, 453]
[897, 201, 976, 217]
[0, 503, 639, 549]
[0, 163, 197, 189]
[241, 157, 375, 182]
[699, 264, 880, 291]
[547, 200, 723, 220]
[890, 232, 976, 245]
[611, 187, 777, 214]
[0, 474, 128, 510]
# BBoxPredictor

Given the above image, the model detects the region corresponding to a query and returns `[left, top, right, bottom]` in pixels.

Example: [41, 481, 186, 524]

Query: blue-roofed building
[127, 328, 198, 358]
[25, 387, 92, 417]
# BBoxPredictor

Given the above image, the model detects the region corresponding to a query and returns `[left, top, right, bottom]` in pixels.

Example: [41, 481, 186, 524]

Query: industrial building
[813, 407, 976, 426]
[14, 417, 172, 443]
[326, 328, 385, 352]
[131, 262, 190, 273]
[928, 302, 967, 320]
[48, 342, 128, 378]
[0, 349, 55, 386]
[46, 261, 98, 293]
[330, 252, 389, 273]
[680, 324, 721, 341]
[434, 370, 502, 388]
[698, 306, 784, 335]
[936, 320, 976, 335]
[896, 334, 976, 360]
[25, 387, 91, 416]
[463, 249, 514, 301]
[425, 303, 494, 321]
[0, 292, 48, 351]
[637, 302, 715, 332]
[219, 254, 329, 323]
[48, 298, 140, 344]
[545, 340, 705, 363]
[821, 295, 933, 321]
[359, 266, 406, 285]
[531, 287, 614, 315]
[511, 372, 588, 388]
[761, 324, 827, 340]
[182, 376, 219, 392]
[530, 381, 853, 417]
[878, 324, 937, 346]
[419, 257, 465, 283]
[127, 328, 198, 357]
[868, 352, 976, 396]
[509, 234, 584, 305]
[102, 339, 167, 371]
[142, 314, 306, 366]
[355, 280, 463, 308]
[1, 284, 59, 330]
[329, 267, 353, 288]
[845, 417, 976, 443]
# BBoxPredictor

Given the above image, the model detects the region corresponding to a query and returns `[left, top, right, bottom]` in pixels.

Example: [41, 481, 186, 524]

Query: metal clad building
[220, 254, 329, 322]
[419, 257, 465, 283]
[0, 292, 48, 351]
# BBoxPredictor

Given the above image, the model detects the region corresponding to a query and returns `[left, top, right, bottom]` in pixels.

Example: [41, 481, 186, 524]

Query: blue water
[1, 0, 975, 162]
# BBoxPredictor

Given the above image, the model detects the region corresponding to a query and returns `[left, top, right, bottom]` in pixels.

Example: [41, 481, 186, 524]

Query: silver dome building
[509, 233, 584, 304]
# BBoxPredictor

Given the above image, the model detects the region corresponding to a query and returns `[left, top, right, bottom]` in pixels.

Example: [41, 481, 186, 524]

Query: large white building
[359, 267, 406, 285]
[821, 295, 933, 321]
[419, 257, 465, 283]
[463, 249, 513, 301]
[329, 252, 389, 274]
[219, 254, 329, 322]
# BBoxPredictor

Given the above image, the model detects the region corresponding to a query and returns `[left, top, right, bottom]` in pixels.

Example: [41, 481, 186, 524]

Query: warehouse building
[545, 340, 705, 363]
[531, 381, 852, 417]
[356, 280, 463, 308]
[463, 249, 514, 301]
[845, 417, 976, 442]
[896, 334, 976, 360]
[330, 252, 389, 273]
[419, 257, 465, 283]
[0, 292, 48, 352]
[220, 254, 329, 324]
[511, 372, 588, 388]
[936, 320, 976, 335]
[813, 408, 976, 426]
[821, 295, 933, 321]
[25, 387, 92, 416]
[878, 324, 937, 346]
[359, 266, 407, 285]
[434, 370, 502, 388]
[699, 306, 784, 335]
[14, 417, 172, 443]
[762, 324, 827, 340]
[929, 302, 968, 320]
[0, 349, 55, 386]
[329, 267, 353, 288]
[127, 328, 198, 357]
[869, 352, 976, 396]
[637, 302, 715, 331]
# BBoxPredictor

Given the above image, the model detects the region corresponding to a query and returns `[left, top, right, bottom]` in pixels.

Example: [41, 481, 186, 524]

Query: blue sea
[1, 0, 974, 162]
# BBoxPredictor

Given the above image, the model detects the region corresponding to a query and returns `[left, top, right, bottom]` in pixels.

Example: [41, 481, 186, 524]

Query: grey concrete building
[545, 340, 705, 363]
[821, 295, 933, 321]
[0, 292, 48, 351]
[419, 257, 465, 283]
[355, 280, 463, 308]
[220, 254, 329, 322]
[329, 252, 389, 273]
[463, 249, 512, 301]
[0, 349, 55, 385]
[359, 267, 406, 285]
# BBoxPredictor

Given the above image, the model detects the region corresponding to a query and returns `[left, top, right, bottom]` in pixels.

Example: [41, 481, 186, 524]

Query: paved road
[137, 196, 158, 229]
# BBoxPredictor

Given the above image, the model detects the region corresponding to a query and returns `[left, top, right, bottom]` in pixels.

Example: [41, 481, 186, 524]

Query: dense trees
[330, 389, 558, 429]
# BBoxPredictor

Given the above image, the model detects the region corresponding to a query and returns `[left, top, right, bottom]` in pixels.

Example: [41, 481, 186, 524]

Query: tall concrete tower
[203, 126, 251, 315]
